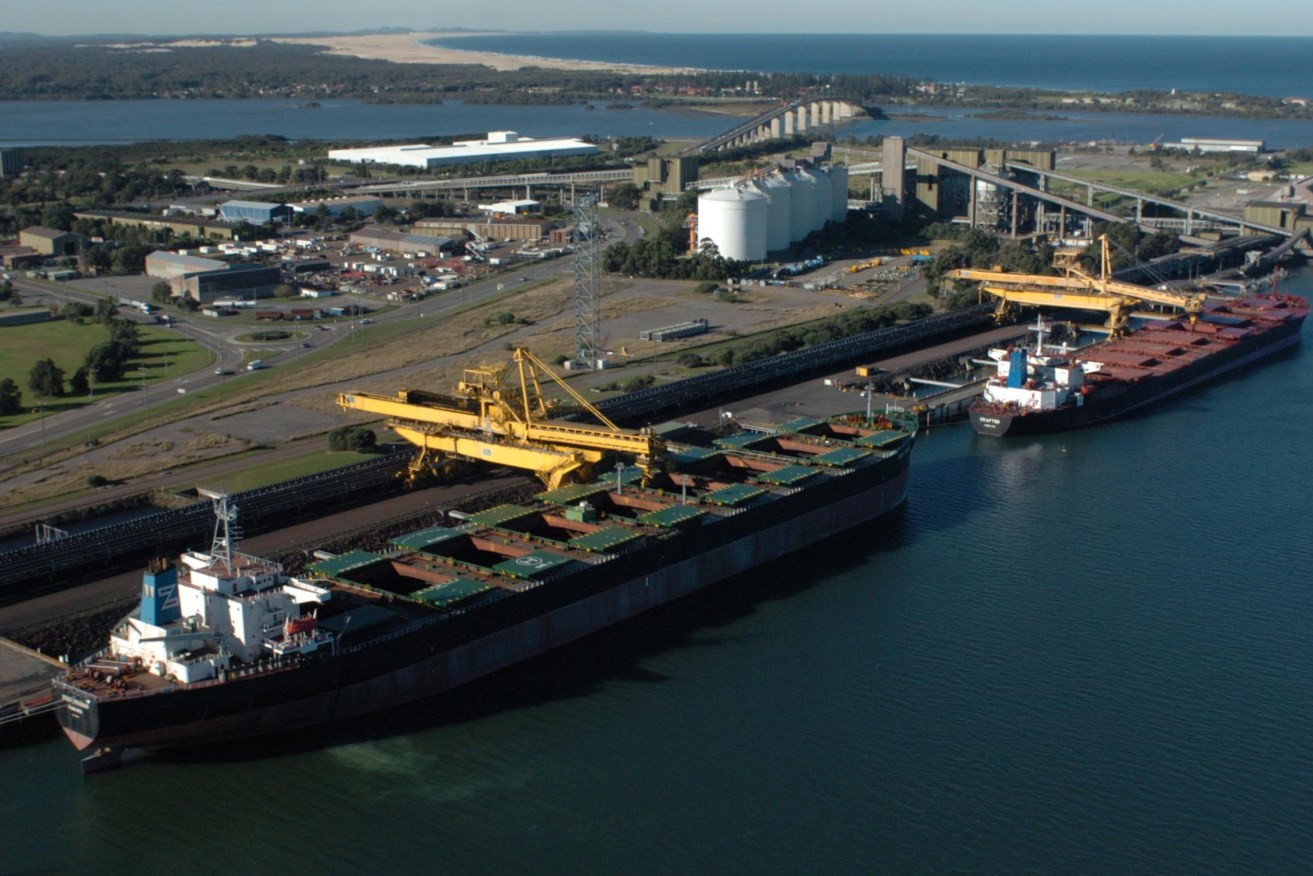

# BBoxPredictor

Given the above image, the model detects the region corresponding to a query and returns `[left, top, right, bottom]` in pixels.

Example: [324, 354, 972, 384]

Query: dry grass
[106, 439, 174, 460]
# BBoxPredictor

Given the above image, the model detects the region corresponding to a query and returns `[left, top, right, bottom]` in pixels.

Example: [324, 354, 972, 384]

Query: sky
[4, 0, 1312, 38]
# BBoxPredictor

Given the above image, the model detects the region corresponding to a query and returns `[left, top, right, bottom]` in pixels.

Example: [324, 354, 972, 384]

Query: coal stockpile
[0, 451, 410, 603]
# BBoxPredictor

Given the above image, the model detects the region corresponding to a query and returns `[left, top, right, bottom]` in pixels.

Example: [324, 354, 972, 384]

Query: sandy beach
[268, 32, 696, 75]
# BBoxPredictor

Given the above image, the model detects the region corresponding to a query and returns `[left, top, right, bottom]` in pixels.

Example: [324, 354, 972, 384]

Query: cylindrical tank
[785, 170, 814, 243]
[808, 167, 832, 232]
[751, 175, 792, 253]
[829, 164, 850, 222]
[697, 186, 767, 263]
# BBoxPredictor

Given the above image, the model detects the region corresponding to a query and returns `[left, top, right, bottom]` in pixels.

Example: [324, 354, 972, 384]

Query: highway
[0, 216, 637, 460]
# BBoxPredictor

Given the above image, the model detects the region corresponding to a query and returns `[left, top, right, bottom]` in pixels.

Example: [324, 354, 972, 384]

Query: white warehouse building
[327, 132, 599, 169]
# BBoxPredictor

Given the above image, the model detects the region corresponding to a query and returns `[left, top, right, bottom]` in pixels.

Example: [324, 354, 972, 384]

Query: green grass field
[201, 448, 381, 493]
[0, 319, 209, 427]
[1050, 168, 1200, 200]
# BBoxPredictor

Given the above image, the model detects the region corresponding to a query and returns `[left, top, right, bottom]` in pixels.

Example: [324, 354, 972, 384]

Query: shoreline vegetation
[0, 31, 1307, 123]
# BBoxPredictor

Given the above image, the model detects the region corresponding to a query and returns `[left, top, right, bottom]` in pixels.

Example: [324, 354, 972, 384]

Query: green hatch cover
[415, 577, 490, 607]
[702, 483, 766, 507]
[755, 464, 818, 486]
[638, 504, 706, 528]
[775, 416, 822, 434]
[308, 550, 385, 581]
[536, 482, 610, 504]
[713, 432, 764, 450]
[854, 429, 906, 448]
[493, 550, 574, 580]
[569, 526, 642, 553]
[813, 446, 870, 467]
[389, 526, 463, 553]
[468, 504, 538, 528]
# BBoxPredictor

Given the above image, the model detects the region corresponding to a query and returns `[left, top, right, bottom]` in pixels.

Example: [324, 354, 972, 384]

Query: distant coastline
[269, 31, 700, 74]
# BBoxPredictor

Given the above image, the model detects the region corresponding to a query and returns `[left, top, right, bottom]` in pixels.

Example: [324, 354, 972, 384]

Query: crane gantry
[338, 347, 664, 489]
[946, 235, 1207, 337]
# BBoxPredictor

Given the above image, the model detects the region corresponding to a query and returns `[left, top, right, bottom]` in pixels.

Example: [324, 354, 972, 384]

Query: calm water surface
[430, 33, 1313, 96]
[3, 268, 1311, 873]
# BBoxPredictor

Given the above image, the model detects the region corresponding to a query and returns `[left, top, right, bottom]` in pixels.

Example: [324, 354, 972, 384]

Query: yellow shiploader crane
[338, 347, 664, 490]
[946, 235, 1207, 338]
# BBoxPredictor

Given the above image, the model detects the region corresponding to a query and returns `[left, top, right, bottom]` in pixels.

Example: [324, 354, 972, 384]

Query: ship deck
[1076, 294, 1308, 385]
[59, 414, 917, 705]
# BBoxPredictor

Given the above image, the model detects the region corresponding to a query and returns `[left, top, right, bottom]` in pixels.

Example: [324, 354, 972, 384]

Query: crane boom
[946, 235, 1205, 336]
[338, 348, 663, 488]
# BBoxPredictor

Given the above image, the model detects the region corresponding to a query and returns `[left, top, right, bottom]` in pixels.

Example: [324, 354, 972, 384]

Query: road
[0, 230, 604, 459]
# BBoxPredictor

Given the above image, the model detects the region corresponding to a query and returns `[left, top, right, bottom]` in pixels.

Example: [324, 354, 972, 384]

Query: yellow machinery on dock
[338, 348, 664, 489]
[946, 235, 1206, 337]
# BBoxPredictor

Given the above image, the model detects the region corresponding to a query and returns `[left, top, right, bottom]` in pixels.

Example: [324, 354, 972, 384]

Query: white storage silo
[697, 186, 768, 263]
[804, 167, 832, 233]
[785, 170, 814, 243]
[751, 175, 792, 253]
[829, 164, 849, 222]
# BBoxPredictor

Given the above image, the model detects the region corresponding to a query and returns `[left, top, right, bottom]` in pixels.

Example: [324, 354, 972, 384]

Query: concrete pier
[0, 637, 64, 727]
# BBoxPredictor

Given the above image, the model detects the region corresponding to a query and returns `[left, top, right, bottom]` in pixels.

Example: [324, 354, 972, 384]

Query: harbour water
[3, 268, 1311, 872]
[5, 99, 1313, 151]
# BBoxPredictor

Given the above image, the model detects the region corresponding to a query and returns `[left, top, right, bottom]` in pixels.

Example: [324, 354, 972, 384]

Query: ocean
[429, 33, 1313, 97]
[3, 267, 1311, 873]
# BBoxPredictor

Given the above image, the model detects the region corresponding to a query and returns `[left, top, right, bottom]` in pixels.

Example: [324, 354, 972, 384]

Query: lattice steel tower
[572, 194, 601, 369]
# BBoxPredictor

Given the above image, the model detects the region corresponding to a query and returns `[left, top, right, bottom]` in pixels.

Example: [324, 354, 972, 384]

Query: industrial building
[632, 156, 700, 206]
[19, 226, 84, 258]
[0, 148, 25, 178]
[348, 227, 456, 257]
[288, 196, 383, 219]
[1169, 137, 1265, 154]
[1244, 178, 1313, 235]
[880, 136, 1057, 230]
[327, 132, 599, 170]
[478, 200, 540, 216]
[73, 210, 240, 240]
[218, 200, 294, 225]
[695, 161, 849, 262]
[145, 251, 280, 303]
[414, 217, 552, 244]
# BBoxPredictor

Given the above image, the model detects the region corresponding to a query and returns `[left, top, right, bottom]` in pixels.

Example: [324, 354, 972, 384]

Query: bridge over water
[684, 98, 868, 154]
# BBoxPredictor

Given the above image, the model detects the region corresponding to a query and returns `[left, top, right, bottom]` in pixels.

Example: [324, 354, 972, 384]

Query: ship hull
[970, 311, 1304, 437]
[58, 445, 911, 761]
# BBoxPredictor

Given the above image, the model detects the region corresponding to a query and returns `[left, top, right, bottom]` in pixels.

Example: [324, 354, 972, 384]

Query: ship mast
[198, 489, 239, 573]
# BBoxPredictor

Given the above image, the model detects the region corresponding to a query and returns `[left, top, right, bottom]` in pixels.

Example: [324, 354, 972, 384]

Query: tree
[108, 318, 140, 354]
[93, 296, 119, 324]
[328, 425, 378, 453]
[61, 301, 92, 321]
[28, 358, 65, 397]
[608, 182, 642, 211]
[0, 278, 12, 301]
[68, 367, 91, 396]
[0, 377, 21, 414]
[151, 281, 173, 305]
[84, 341, 130, 382]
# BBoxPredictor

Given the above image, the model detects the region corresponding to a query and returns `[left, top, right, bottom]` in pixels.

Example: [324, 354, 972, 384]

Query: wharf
[693, 324, 1027, 429]
[0, 637, 64, 727]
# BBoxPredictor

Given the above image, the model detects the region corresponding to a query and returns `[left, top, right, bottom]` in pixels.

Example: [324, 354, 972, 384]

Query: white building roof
[327, 133, 598, 169]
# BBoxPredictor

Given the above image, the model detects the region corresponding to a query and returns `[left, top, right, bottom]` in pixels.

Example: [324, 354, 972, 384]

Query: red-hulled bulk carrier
[970, 288, 1307, 437]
